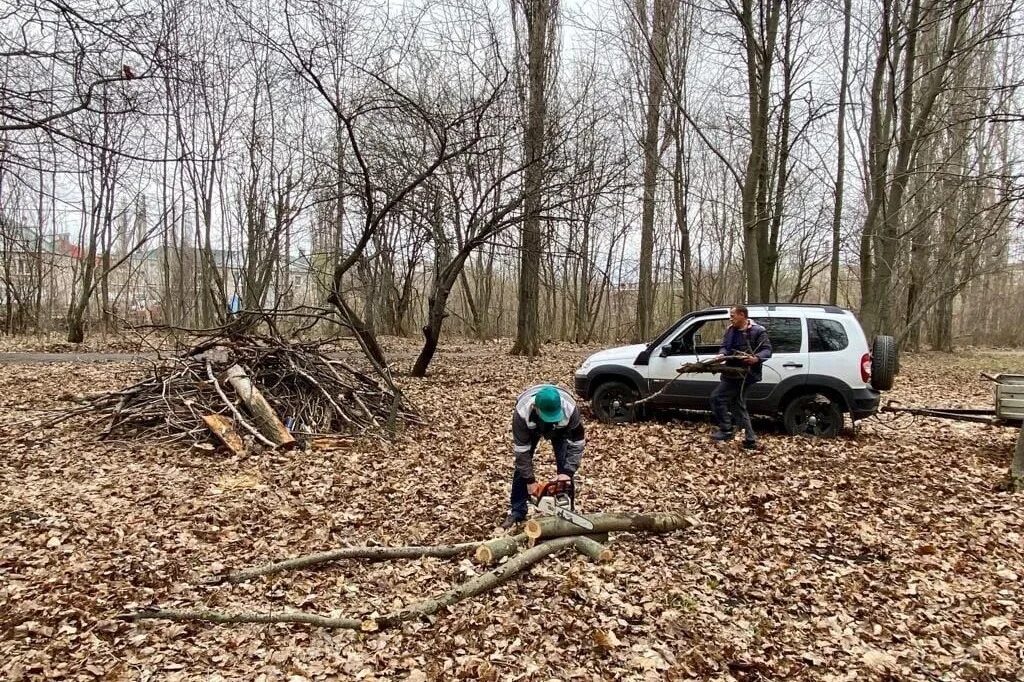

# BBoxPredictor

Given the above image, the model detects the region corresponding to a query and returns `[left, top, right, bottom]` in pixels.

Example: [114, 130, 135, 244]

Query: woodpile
[54, 334, 417, 451]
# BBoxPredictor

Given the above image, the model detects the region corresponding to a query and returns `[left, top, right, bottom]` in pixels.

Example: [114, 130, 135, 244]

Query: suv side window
[808, 318, 848, 352]
[755, 317, 802, 353]
[672, 318, 730, 355]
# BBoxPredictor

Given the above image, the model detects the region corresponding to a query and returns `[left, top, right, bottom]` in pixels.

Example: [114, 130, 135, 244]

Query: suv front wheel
[783, 393, 844, 437]
[591, 380, 639, 424]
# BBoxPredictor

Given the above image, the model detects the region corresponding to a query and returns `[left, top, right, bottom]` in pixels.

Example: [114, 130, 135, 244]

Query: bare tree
[828, 0, 853, 304]
[511, 0, 560, 357]
[0, 0, 164, 137]
[630, 0, 678, 341]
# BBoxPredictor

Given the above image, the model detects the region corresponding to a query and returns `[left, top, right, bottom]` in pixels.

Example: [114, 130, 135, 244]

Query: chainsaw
[529, 478, 594, 530]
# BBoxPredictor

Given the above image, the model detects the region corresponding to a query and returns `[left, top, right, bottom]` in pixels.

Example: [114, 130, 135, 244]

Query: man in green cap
[502, 383, 586, 529]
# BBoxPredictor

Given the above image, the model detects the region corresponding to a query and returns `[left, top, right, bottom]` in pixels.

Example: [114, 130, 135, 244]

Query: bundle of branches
[54, 333, 418, 452]
[676, 359, 748, 378]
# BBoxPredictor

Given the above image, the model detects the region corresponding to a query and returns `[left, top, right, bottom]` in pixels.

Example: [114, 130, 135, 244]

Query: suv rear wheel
[783, 393, 844, 437]
[591, 380, 638, 424]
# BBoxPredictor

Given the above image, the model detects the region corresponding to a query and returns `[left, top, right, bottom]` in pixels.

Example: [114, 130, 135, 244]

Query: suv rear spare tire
[870, 335, 897, 391]
[783, 393, 844, 437]
[591, 380, 639, 424]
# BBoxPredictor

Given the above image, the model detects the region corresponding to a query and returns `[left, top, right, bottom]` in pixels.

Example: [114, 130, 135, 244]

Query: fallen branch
[211, 541, 482, 584]
[375, 536, 578, 628]
[123, 536, 580, 631]
[120, 511, 696, 631]
[631, 360, 746, 407]
[120, 607, 364, 630]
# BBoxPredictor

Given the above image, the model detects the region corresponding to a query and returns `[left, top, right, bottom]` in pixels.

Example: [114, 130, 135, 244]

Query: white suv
[573, 304, 897, 437]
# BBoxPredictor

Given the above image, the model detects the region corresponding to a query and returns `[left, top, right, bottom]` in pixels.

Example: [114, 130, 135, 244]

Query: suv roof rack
[698, 303, 848, 314]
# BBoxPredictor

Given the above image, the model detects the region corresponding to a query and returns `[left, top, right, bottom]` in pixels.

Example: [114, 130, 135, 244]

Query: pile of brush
[55, 333, 417, 453]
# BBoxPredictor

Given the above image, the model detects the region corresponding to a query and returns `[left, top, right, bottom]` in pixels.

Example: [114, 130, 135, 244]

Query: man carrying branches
[709, 305, 772, 449]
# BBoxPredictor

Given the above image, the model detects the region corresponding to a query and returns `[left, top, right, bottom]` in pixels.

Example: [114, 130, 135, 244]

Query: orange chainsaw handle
[538, 478, 571, 498]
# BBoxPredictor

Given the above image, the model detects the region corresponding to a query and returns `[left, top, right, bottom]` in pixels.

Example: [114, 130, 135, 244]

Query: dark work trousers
[510, 437, 575, 519]
[710, 379, 756, 442]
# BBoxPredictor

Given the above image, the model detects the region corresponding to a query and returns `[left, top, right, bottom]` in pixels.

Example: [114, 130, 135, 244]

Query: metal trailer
[882, 373, 1024, 426]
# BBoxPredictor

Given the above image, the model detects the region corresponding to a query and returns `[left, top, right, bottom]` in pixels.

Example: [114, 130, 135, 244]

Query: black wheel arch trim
[775, 374, 854, 413]
[586, 366, 648, 396]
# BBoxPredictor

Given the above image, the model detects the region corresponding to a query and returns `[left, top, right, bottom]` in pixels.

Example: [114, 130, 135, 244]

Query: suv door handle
[783, 362, 804, 368]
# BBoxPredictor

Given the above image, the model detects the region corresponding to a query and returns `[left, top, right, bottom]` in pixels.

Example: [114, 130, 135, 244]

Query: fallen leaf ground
[1, 341, 1022, 681]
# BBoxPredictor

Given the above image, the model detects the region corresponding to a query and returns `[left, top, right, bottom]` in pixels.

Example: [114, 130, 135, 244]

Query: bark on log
[212, 542, 481, 584]
[201, 414, 245, 456]
[475, 533, 610, 564]
[475, 535, 526, 564]
[223, 364, 296, 449]
[524, 512, 696, 540]
[573, 536, 613, 562]
[375, 536, 578, 628]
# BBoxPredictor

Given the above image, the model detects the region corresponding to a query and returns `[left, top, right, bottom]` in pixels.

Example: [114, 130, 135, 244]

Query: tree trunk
[859, 0, 895, 333]
[511, 0, 556, 357]
[411, 293, 447, 377]
[829, 0, 852, 304]
[635, 0, 677, 342]
[738, 0, 783, 303]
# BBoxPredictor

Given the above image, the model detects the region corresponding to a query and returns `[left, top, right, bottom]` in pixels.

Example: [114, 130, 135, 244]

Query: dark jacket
[719, 322, 772, 383]
[511, 384, 585, 483]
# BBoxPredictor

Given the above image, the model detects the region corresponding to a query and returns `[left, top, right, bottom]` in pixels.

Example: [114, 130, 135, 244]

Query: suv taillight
[860, 353, 872, 383]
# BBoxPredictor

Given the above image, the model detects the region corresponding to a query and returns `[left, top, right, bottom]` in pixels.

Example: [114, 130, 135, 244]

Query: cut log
[223, 364, 296, 449]
[475, 535, 525, 564]
[206, 362, 276, 449]
[573, 536, 613, 562]
[525, 512, 696, 540]
[201, 414, 245, 456]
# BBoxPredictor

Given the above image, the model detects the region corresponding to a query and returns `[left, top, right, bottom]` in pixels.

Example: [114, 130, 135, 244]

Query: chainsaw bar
[534, 497, 595, 530]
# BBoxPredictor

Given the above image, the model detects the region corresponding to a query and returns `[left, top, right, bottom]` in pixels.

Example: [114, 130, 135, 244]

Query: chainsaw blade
[535, 497, 595, 530]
